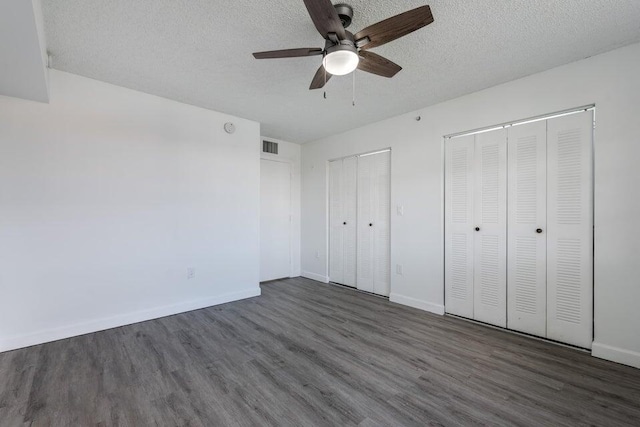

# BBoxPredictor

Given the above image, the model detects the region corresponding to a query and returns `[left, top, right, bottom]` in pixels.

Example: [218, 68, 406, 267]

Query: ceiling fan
[252, 1, 434, 90]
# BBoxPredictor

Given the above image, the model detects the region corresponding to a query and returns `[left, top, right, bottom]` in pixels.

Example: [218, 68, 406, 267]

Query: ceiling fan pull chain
[323, 53, 327, 99]
[352, 69, 356, 106]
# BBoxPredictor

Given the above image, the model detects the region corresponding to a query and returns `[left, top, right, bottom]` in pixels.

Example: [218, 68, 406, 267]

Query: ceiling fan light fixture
[252, 3, 434, 90]
[323, 45, 359, 76]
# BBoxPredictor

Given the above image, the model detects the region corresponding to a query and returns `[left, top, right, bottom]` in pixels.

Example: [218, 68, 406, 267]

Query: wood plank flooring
[1, 277, 640, 426]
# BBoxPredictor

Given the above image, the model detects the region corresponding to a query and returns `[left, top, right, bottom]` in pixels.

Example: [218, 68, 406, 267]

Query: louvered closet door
[445, 135, 475, 318]
[329, 159, 345, 284]
[357, 151, 391, 295]
[546, 111, 593, 348]
[342, 156, 358, 287]
[329, 158, 357, 287]
[473, 129, 507, 327]
[372, 151, 391, 296]
[507, 121, 547, 337]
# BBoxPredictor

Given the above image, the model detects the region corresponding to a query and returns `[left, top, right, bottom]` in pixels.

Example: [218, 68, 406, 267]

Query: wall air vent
[263, 140, 279, 154]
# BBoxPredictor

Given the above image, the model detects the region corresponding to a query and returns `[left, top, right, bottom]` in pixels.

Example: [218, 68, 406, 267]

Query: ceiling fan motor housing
[324, 31, 356, 50]
[334, 3, 354, 28]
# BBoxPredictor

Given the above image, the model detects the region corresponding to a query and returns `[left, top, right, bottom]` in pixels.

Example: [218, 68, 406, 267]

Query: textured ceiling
[42, 0, 640, 143]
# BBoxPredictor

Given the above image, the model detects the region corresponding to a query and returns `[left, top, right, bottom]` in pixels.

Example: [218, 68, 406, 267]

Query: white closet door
[445, 136, 475, 318]
[473, 129, 507, 327]
[342, 156, 358, 287]
[507, 121, 548, 337]
[329, 159, 345, 285]
[357, 151, 391, 295]
[357, 154, 373, 292]
[546, 111, 593, 348]
[329, 158, 358, 287]
[372, 151, 391, 296]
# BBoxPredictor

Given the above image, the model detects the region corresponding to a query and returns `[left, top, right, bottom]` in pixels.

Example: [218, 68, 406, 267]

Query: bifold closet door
[445, 135, 475, 318]
[329, 157, 357, 287]
[445, 131, 507, 325]
[507, 120, 548, 337]
[446, 110, 593, 347]
[357, 151, 391, 296]
[473, 129, 508, 327]
[546, 111, 593, 348]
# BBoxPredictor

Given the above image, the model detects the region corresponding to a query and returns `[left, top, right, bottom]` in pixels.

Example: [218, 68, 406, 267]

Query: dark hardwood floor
[1, 277, 640, 426]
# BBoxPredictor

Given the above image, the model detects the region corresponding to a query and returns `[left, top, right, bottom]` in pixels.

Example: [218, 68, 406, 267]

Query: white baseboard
[301, 271, 329, 283]
[389, 293, 445, 315]
[0, 287, 261, 353]
[592, 341, 640, 369]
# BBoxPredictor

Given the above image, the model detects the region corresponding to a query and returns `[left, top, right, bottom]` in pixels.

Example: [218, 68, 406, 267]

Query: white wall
[0, 70, 261, 352]
[302, 42, 640, 368]
[260, 137, 302, 278]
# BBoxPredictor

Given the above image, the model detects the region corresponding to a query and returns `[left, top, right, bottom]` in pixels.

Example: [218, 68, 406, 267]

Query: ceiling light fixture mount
[334, 3, 354, 28]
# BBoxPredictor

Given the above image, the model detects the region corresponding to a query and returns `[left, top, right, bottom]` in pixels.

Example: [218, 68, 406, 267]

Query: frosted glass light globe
[323, 50, 359, 76]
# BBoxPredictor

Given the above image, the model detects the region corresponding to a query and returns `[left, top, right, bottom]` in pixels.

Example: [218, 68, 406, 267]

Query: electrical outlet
[315, 251, 320, 259]
[187, 268, 196, 279]
[396, 264, 403, 275]
[397, 205, 404, 216]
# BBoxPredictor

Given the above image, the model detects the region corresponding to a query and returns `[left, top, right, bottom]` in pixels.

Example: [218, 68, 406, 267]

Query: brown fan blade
[357, 51, 402, 78]
[302, 0, 346, 40]
[309, 64, 332, 90]
[355, 5, 434, 50]
[253, 48, 324, 59]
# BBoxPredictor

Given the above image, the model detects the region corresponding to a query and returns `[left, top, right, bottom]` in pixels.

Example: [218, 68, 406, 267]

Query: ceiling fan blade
[355, 5, 434, 50]
[302, 0, 346, 40]
[309, 64, 332, 90]
[253, 48, 324, 59]
[357, 51, 402, 78]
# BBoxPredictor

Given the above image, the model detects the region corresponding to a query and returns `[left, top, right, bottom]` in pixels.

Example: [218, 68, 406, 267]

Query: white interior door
[260, 159, 291, 282]
[546, 111, 593, 348]
[473, 129, 508, 327]
[507, 121, 547, 337]
[357, 151, 391, 296]
[445, 135, 475, 318]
